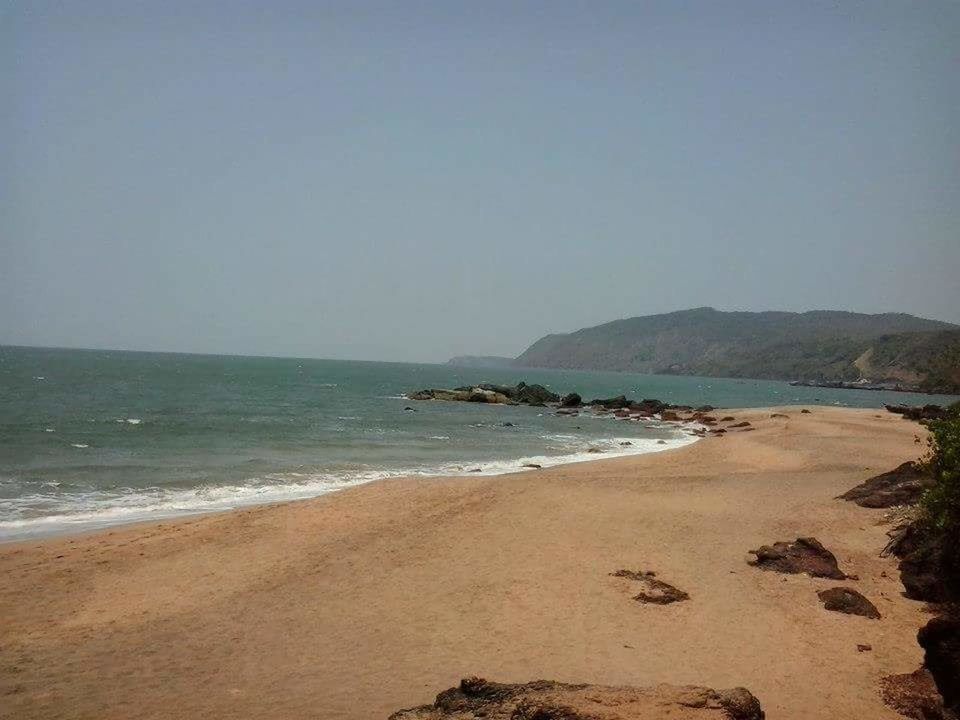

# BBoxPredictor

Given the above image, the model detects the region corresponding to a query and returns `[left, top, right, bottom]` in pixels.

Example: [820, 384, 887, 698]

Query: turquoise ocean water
[2, 345, 956, 541]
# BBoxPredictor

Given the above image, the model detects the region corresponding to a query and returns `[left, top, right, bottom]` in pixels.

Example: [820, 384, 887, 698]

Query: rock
[710, 428, 727, 435]
[696, 405, 715, 412]
[858, 644, 872, 652]
[556, 409, 578, 416]
[817, 587, 881, 619]
[918, 615, 960, 713]
[611, 569, 690, 605]
[748, 537, 847, 579]
[522, 463, 542, 469]
[389, 677, 765, 720]
[886, 404, 950, 422]
[512, 382, 560, 405]
[630, 399, 670, 415]
[730, 421, 751, 428]
[661, 410, 682, 422]
[468, 468, 482, 473]
[403, 406, 416, 412]
[500, 422, 515, 427]
[838, 461, 935, 509]
[560, 392, 582, 408]
[720, 416, 736, 422]
[588, 395, 631, 410]
[770, 413, 789, 419]
[880, 668, 947, 720]
[587, 448, 603, 454]
[620, 441, 633, 446]
[801, 409, 811, 414]
[657, 440, 667, 444]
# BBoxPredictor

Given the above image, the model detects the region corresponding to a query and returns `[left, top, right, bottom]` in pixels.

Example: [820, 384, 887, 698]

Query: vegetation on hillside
[512, 308, 960, 392]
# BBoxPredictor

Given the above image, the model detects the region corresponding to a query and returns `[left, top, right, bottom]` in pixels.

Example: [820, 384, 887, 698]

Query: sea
[2, 345, 956, 541]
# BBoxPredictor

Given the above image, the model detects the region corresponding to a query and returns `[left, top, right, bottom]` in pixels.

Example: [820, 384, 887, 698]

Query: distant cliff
[446, 355, 516, 369]
[508, 308, 960, 394]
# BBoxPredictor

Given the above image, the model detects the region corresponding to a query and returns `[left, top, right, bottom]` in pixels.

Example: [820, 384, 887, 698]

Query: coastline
[0, 406, 930, 719]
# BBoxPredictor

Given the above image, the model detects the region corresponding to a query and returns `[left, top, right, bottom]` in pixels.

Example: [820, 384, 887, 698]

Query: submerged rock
[748, 537, 847, 579]
[838, 461, 934, 509]
[817, 587, 881, 619]
[389, 677, 764, 719]
[559, 392, 582, 408]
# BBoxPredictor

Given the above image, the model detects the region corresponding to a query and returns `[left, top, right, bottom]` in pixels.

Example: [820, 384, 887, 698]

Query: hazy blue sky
[3, 1, 959, 362]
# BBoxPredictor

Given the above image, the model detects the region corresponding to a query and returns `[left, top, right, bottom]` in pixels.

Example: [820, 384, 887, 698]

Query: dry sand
[0, 406, 931, 719]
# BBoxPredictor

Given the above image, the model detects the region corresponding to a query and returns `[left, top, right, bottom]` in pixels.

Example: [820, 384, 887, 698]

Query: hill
[510, 308, 960, 393]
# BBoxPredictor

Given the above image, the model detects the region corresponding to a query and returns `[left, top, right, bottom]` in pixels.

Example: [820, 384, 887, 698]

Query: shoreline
[0, 406, 930, 719]
[0, 420, 699, 544]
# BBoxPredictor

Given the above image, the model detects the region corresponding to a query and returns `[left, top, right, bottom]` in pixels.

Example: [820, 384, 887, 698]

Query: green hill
[511, 308, 960, 393]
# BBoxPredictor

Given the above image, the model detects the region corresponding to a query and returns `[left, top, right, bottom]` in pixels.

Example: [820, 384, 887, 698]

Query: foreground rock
[611, 569, 690, 605]
[880, 668, 948, 720]
[817, 587, 881, 619]
[919, 616, 960, 715]
[838, 461, 935, 508]
[748, 537, 847, 579]
[389, 677, 764, 719]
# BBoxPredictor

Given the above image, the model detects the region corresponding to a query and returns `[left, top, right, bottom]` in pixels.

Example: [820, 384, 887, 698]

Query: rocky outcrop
[838, 462, 935, 508]
[748, 537, 847, 579]
[589, 395, 631, 410]
[407, 382, 559, 406]
[886, 404, 951, 422]
[611, 569, 690, 605]
[389, 677, 765, 719]
[560, 392, 582, 408]
[919, 616, 960, 715]
[880, 668, 948, 720]
[816, 587, 881, 619]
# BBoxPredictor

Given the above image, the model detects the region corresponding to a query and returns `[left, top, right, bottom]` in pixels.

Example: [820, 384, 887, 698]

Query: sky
[2, 1, 959, 363]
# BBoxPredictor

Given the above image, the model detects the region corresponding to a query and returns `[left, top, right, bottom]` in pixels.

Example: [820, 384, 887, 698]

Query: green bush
[922, 412, 960, 532]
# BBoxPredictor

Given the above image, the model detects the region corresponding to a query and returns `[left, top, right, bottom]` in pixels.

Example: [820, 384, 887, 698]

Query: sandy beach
[0, 406, 931, 719]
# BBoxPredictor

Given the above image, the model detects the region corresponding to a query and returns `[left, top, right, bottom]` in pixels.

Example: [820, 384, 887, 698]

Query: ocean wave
[0, 431, 697, 541]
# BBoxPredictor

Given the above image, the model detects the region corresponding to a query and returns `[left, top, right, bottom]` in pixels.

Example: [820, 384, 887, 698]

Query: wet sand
[0, 406, 929, 719]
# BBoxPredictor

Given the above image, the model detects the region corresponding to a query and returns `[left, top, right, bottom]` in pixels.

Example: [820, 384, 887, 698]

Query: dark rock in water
[919, 615, 960, 714]
[587, 448, 603, 454]
[404, 406, 416, 412]
[748, 537, 847, 579]
[886, 404, 950, 422]
[468, 468, 482, 473]
[620, 441, 633, 446]
[881, 668, 947, 720]
[500, 422, 515, 427]
[817, 587, 881, 619]
[660, 410, 682, 422]
[730, 421, 751, 428]
[696, 405, 715, 412]
[388, 676, 764, 720]
[589, 395, 631, 410]
[657, 440, 667, 444]
[838, 461, 934, 508]
[560, 392, 582, 408]
[556, 408, 578, 416]
[522, 463, 542, 469]
[513, 382, 560, 405]
[630, 398, 670, 415]
[611, 569, 690, 605]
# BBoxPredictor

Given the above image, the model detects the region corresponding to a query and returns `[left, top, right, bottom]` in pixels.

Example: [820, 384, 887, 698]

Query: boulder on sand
[611, 569, 690, 605]
[838, 461, 934, 509]
[918, 615, 960, 713]
[880, 668, 947, 720]
[817, 587, 881, 619]
[389, 676, 765, 720]
[748, 537, 847, 579]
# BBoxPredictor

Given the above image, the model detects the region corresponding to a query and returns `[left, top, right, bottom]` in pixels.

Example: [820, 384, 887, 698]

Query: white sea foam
[70, 443, 89, 448]
[0, 428, 697, 541]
